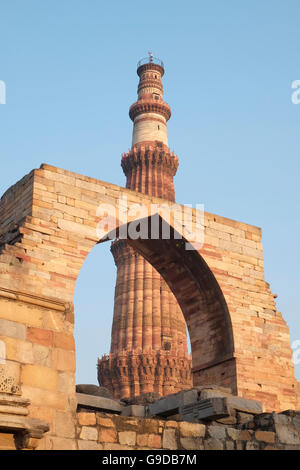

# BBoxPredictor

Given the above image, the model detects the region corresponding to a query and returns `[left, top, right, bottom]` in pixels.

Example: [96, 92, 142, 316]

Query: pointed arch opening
[93, 213, 236, 393]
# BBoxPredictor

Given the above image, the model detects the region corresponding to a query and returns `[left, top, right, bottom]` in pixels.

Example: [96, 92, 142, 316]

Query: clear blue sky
[0, 0, 299, 383]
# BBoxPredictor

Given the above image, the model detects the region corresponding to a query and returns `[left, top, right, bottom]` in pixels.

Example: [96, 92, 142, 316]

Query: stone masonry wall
[0, 164, 299, 449]
[71, 411, 300, 451]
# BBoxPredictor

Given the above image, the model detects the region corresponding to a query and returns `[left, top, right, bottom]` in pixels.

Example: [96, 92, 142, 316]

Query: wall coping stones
[226, 396, 263, 414]
[76, 393, 124, 414]
[181, 398, 230, 422]
[147, 389, 198, 417]
[121, 405, 146, 417]
[147, 388, 262, 421]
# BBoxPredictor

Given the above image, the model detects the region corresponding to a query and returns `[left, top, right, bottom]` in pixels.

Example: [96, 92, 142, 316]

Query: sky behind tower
[0, 0, 300, 383]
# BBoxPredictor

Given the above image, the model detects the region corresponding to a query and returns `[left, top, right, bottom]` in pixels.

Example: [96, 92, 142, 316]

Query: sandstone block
[0, 319, 26, 340]
[255, 430, 275, 443]
[16, 339, 34, 364]
[118, 431, 136, 446]
[58, 372, 75, 394]
[49, 437, 77, 450]
[138, 418, 159, 434]
[204, 438, 224, 450]
[78, 440, 103, 450]
[148, 434, 161, 449]
[52, 349, 75, 372]
[226, 427, 240, 440]
[0, 336, 17, 362]
[21, 364, 58, 391]
[80, 426, 98, 441]
[179, 422, 206, 438]
[54, 332, 75, 351]
[162, 429, 177, 449]
[240, 430, 252, 440]
[27, 327, 53, 347]
[275, 424, 300, 445]
[96, 416, 115, 427]
[98, 428, 117, 443]
[43, 311, 65, 332]
[21, 385, 67, 410]
[137, 434, 149, 446]
[207, 425, 226, 439]
[57, 219, 97, 241]
[28, 405, 55, 425]
[75, 178, 106, 194]
[120, 418, 139, 430]
[180, 437, 203, 450]
[32, 343, 51, 367]
[55, 410, 75, 438]
[0, 433, 16, 450]
[41, 169, 75, 186]
[272, 413, 291, 426]
[0, 299, 43, 328]
[77, 412, 96, 426]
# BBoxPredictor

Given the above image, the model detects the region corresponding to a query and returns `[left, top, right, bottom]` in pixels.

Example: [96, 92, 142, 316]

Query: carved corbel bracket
[0, 394, 49, 449]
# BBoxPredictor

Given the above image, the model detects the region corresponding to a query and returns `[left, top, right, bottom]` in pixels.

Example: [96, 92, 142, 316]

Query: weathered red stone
[98, 58, 192, 399]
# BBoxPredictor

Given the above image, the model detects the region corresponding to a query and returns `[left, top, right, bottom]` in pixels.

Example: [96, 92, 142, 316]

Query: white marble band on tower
[132, 113, 168, 146]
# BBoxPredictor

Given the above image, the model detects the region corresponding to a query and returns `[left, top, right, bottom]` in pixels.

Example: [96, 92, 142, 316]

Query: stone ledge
[148, 389, 198, 417]
[121, 405, 145, 417]
[0, 392, 49, 449]
[0, 286, 68, 312]
[147, 388, 263, 422]
[181, 398, 229, 422]
[76, 393, 123, 414]
[0, 394, 31, 416]
[0, 413, 49, 437]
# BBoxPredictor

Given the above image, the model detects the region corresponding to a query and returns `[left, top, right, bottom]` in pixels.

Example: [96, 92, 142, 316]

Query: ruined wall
[0, 163, 298, 449]
[1, 409, 299, 451]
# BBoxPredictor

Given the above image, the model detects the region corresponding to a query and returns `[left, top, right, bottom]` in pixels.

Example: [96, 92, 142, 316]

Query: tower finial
[148, 51, 153, 63]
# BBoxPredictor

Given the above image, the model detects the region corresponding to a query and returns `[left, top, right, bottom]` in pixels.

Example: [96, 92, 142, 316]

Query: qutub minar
[97, 53, 192, 398]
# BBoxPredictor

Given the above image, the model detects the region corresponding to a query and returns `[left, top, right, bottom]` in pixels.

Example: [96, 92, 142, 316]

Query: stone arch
[101, 214, 235, 391]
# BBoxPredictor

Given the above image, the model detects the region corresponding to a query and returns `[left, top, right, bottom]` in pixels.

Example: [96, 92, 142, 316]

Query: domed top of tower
[137, 52, 165, 77]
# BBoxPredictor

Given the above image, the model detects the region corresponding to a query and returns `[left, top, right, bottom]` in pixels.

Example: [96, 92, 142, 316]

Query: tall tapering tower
[98, 54, 192, 399]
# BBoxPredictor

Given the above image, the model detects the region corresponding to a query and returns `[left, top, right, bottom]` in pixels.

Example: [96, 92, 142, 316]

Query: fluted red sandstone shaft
[98, 56, 192, 399]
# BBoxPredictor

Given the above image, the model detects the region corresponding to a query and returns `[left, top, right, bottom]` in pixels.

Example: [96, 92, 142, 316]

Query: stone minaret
[98, 54, 192, 399]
